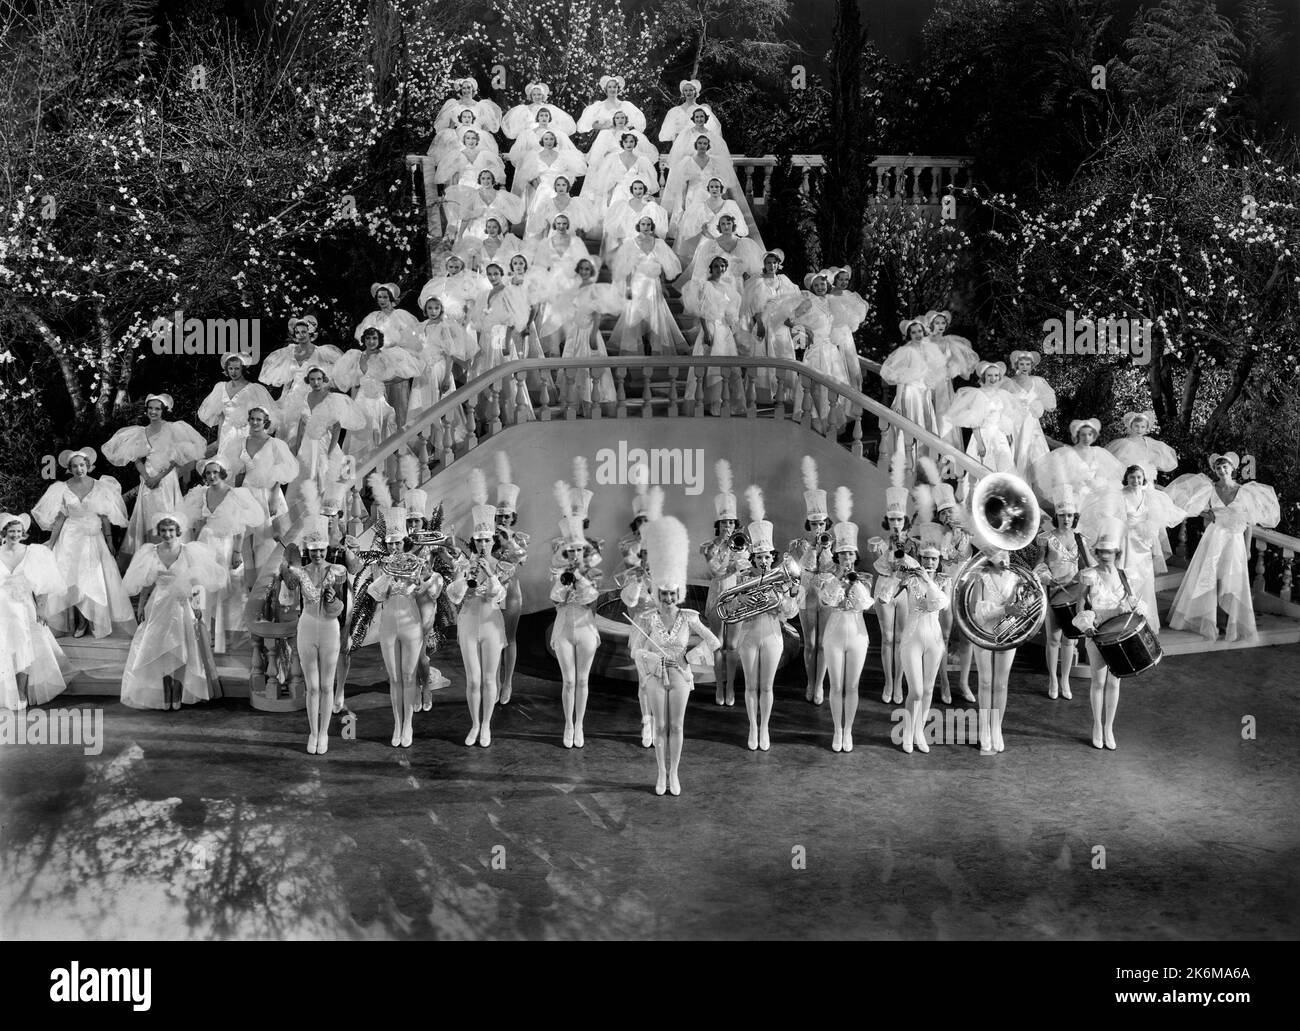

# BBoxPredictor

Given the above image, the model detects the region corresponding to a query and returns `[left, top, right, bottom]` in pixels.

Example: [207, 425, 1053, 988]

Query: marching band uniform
[791, 457, 833, 705]
[1034, 484, 1092, 700]
[925, 484, 975, 703]
[30, 448, 136, 639]
[735, 487, 801, 751]
[897, 527, 950, 754]
[446, 474, 509, 746]
[494, 453, 529, 706]
[869, 485, 916, 705]
[120, 512, 227, 710]
[620, 481, 659, 742]
[279, 516, 347, 754]
[102, 395, 207, 556]
[1072, 520, 1140, 750]
[969, 553, 1023, 755]
[367, 507, 444, 748]
[0, 514, 71, 710]
[1166, 452, 1281, 642]
[550, 464, 602, 749]
[633, 513, 721, 795]
[815, 488, 875, 753]
[701, 461, 746, 706]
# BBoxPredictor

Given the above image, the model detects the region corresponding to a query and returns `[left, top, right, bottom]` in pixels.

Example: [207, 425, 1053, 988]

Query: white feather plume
[298, 476, 321, 520]
[646, 485, 665, 522]
[915, 455, 940, 487]
[745, 484, 764, 523]
[715, 459, 732, 495]
[470, 468, 488, 506]
[399, 452, 420, 490]
[572, 455, 588, 491]
[641, 515, 689, 589]
[366, 470, 392, 513]
[889, 455, 906, 488]
[834, 485, 852, 524]
[801, 455, 818, 492]
[495, 450, 512, 485]
[911, 484, 935, 524]
[553, 479, 572, 516]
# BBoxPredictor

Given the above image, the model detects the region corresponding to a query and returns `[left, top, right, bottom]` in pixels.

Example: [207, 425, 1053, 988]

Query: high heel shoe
[758, 727, 770, 751]
[831, 728, 843, 753]
[655, 771, 667, 796]
[478, 725, 492, 747]
[573, 725, 584, 748]
[668, 773, 681, 796]
[563, 724, 574, 748]
[747, 726, 759, 751]
[1104, 728, 1117, 751]
[842, 730, 853, 753]
[464, 726, 479, 747]
[1060, 683, 1073, 700]
[307, 734, 318, 755]
[913, 725, 930, 754]
[317, 735, 329, 754]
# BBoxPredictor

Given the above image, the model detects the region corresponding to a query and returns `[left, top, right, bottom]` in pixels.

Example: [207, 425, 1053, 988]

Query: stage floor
[2, 642, 1298, 940]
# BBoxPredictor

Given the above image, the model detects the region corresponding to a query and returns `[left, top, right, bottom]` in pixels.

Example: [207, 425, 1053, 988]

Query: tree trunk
[691, 12, 707, 80]
[1178, 352, 1201, 436]
[1203, 351, 1256, 441]
[20, 306, 89, 426]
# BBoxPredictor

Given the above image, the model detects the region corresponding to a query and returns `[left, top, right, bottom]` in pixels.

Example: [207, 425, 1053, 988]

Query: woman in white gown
[658, 80, 721, 144]
[678, 213, 762, 289]
[585, 132, 661, 210]
[354, 282, 422, 429]
[434, 127, 506, 192]
[766, 278, 851, 431]
[552, 256, 620, 411]
[454, 215, 526, 275]
[602, 176, 669, 260]
[586, 109, 657, 176]
[411, 296, 473, 456]
[512, 131, 588, 221]
[608, 218, 687, 356]
[417, 253, 487, 324]
[120, 512, 228, 710]
[290, 368, 366, 495]
[1107, 409, 1179, 571]
[674, 175, 747, 263]
[30, 447, 136, 639]
[332, 326, 425, 457]
[943, 362, 1026, 482]
[429, 107, 500, 165]
[221, 405, 299, 571]
[466, 263, 536, 422]
[527, 174, 598, 239]
[577, 74, 646, 134]
[665, 109, 730, 168]
[1032, 418, 1126, 543]
[258, 315, 342, 411]
[435, 77, 502, 133]
[746, 249, 800, 403]
[1117, 464, 1186, 632]
[682, 256, 745, 415]
[181, 457, 265, 653]
[103, 394, 207, 557]
[923, 310, 979, 432]
[501, 83, 577, 140]
[878, 318, 947, 474]
[197, 353, 275, 455]
[827, 267, 868, 395]
[1166, 452, 1281, 642]
[662, 135, 756, 244]
[447, 169, 526, 241]
[531, 213, 592, 276]
[0, 513, 71, 710]
[997, 349, 1054, 474]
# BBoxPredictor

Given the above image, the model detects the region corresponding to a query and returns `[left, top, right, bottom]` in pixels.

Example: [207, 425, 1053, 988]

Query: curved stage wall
[419, 420, 891, 614]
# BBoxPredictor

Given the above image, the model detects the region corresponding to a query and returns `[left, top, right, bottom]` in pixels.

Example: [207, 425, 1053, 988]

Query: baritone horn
[715, 555, 802, 624]
[950, 471, 1047, 651]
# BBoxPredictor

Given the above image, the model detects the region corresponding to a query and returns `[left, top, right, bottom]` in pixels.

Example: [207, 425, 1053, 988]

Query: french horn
[950, 472, 1047, 651]
[716, 555, 802, 624]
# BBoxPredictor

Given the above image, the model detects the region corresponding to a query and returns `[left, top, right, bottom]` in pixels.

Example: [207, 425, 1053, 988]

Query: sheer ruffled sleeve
[101, 426, 149, 465]
[94, 477, 130, 526]
[165, 421, 208, 464]
[1030, 376, 1057, 414]
[1149, 438, 1178, 472]
[381, 346, 425, 380]
[1238, 483, 1281, 528]
[21, 543, 68, 597]
[827, 294, 867, 330]
[1145, 486, 1187, 529]
[1032, 446, 1085, 501]
[329, 350, 364, 391]
[197, 384, 228, 427]
[31, 483, 68, 531]
[942, 386, 992, 434]
[256, 438, 299, 487]
[942, 334, 980, 379]
[258, 347, 296, 387]
[1163, 474, 1213, 517]
[180, 486, 206, 528]
[122, 544, 162, 596]
[305, 392, 365, 438]
[184, 541, 231, 594]
[880, 344, 933, 388]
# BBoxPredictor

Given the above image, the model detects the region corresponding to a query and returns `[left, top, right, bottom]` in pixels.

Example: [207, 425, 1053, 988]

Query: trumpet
[813, 531, 832, 551]
[716, 555, 802, 624]
[727, 530, 750, 552]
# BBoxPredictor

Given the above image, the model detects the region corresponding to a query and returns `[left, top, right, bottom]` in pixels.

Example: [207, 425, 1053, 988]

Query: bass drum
[1049, 583, 1086, 640]
[1094, 612, 1163, 677]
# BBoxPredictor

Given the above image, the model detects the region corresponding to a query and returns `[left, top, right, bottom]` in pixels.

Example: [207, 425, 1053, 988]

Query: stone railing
[732, 154, 974, 218]
[1253, 527, 1298, 607]
[351, 353, 985, 492]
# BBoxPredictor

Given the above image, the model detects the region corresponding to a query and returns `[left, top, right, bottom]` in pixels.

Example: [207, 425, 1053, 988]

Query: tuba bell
[715, 555, 802, 624]
[950, 472, 1047, 651]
